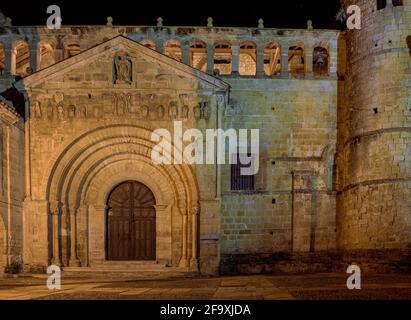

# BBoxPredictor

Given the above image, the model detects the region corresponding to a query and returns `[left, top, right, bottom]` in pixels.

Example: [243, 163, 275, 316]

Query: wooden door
[107, 181, 156, 260]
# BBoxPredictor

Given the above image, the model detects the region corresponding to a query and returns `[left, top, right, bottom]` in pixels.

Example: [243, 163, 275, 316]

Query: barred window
[230, 154, 255, 191]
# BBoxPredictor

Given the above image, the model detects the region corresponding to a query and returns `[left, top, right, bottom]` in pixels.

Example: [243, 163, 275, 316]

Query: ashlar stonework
[0, 2, 410, 275]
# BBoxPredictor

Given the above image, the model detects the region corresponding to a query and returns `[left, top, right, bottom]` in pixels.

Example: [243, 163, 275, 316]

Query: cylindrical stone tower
[337, 0, 411, 260]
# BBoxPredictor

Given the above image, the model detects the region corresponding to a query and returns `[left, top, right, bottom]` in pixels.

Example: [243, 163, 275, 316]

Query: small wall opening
[13, 41, 30, 76]
[239, 42, 256, 76]
[393, 0, 403, 6]
[288, 46, 305, 76]
[313, 47, 329, 76]
[377, 0, 387, 10]
[65, 43, 81, 59]
[140, 40, 156, 50]
[214, 41, 232, 75]
[407, 36, 411, 56]
[189, 40, 207, 72]
[165, 40, 182, 62]
[0, 43, 4, 74]
[38, 42, 55, 69]
[264, 43, 281, 76]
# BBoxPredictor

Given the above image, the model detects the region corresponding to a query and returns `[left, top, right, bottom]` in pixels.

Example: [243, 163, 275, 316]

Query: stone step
[62, 263, 191, 273]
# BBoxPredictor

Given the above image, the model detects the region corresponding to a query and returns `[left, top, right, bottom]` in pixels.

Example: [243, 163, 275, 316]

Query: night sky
[1, 0, 343, 29]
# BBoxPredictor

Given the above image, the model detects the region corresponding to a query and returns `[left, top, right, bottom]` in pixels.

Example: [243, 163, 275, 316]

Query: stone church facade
[0, 0, 410, 275]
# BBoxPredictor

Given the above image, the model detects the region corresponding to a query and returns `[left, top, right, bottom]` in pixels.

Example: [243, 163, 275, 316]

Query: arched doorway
[106, 181, 156, 261]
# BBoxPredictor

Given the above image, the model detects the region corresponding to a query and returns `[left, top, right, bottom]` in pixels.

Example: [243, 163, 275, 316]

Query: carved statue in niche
[33, 101, 42, 119]
[194, 100, 210, 120]
[93, 106, 101, 118]
[200, 101, 210, 120]
[57, 104, 64, 121]
[68, 105, 76, 118]
[114, 53, 132, 84]
[116, 93, 132, 115]
[157, 105, 165, 120]
[169, 101, 179, 119]
[182, 105, 189, 119]
[140, 105, 149, 119]
[80, 106, 87, 118]
[193, 105, 201, 120]
[47, 104, 53, 119]
[53, 93, 64, 120]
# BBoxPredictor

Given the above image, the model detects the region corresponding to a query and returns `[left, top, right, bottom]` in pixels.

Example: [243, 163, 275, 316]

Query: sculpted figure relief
[33, 101, 42, 119]
[114, 54, 132, 84]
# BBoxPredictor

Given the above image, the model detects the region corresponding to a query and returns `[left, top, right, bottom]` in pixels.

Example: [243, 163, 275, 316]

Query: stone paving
[0, 272, 411, 300]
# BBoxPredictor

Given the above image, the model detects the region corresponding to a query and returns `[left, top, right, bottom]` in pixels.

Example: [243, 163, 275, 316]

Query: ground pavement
[0, 272, 411, 300]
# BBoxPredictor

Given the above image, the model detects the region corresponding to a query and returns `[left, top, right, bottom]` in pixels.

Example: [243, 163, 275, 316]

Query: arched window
[64, 43, 81, 59]
[239, 42, 256, 76]
[165, 40, 182, 62]
[140, 39, 156, 50]
[0, 43, 4, 74]
[288, 46, 305, 76]
[38, 42, 55, 69]
[264, 42, 281, 76]
[189, 40, 207, 72]
[377, 0, 387, 10]
[214, 41, 232, 75]
[392, 0, 403, 6]
[12, 41, 30, 76]
[313, 47, 329, 76]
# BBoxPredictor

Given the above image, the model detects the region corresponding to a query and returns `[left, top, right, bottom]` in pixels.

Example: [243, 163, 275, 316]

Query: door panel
[107, 181, 156, 260]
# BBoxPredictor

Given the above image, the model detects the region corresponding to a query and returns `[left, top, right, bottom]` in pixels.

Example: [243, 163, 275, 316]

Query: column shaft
[179, 213, 188, 267]
[206, 44, 214, 74]
[256, 44, 265, 77]
[231, 45, 240, 75]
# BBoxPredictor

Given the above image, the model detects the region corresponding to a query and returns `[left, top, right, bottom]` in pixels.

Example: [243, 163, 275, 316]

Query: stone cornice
[0, 101, 20, 125]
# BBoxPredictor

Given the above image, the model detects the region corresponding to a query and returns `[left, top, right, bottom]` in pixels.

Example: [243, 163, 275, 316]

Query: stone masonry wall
[337, 1, 411, 254]
[220, 78, 338, 271]
[0, 102, 24, 274]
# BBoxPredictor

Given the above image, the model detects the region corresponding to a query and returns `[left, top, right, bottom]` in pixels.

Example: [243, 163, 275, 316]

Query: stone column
[68, 205, 80, 267]
[3, 44, 12, 75]
[281, 45, 289, 77]
[231, 44, 240, 75]
[190, 204, 200, 271]
[305, 45, 313, 78]
[29, 42, 38, 73]
[179, 208, 189, 267]
[10, 47, 16, 75]
[181, 41, 190, 66]
[256, 43, 265, 77]
[76, 204, 89, 266]
[89, 205, 107, 265]
[206, 43, 214, 74]
[154, 204, 172, 265]
[55, 45, 64, 63]
[50, 202, 62, 266]
[22, 200, 49, 271]
[155, 39, 164, 54]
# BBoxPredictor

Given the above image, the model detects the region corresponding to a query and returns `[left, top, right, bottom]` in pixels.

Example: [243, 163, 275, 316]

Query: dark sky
[1, 0, 343, 29]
